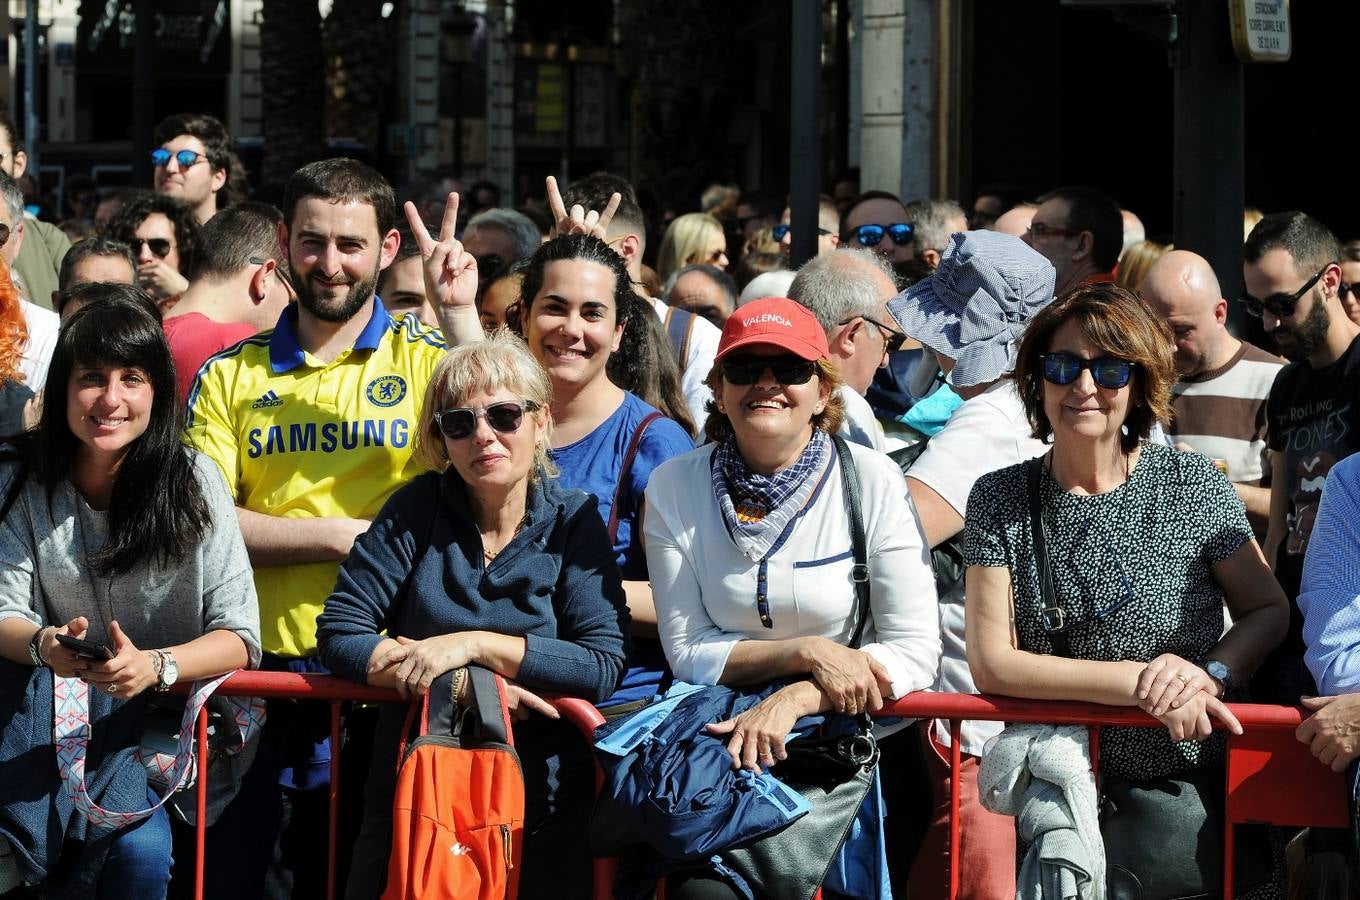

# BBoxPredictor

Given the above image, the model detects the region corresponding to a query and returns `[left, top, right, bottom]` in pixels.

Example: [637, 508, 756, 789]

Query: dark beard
[295, 265, 379, 323]
[1270, 289, 1330, 361]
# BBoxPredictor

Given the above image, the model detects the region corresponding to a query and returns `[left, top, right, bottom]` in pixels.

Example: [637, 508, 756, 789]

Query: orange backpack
[381, 667, 525, 900]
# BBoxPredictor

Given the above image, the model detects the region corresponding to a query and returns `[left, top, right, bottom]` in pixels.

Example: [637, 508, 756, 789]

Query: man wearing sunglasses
[1022, 185, 1123, 295]
[1243, 213, 1360, 709]
[774, 195, 840, 260]
[788, 247, 907, 452]
[841, 189, 915, 264]
[152, 113, 231, 225]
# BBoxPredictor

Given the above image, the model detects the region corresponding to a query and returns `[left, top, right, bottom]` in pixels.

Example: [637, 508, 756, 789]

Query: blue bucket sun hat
[887, 230, 1056, 389]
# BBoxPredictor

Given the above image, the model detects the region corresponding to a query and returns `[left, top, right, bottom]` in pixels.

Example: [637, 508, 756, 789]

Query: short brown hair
[701, 357, 846, 445]
[1014, 281, 1175, 453]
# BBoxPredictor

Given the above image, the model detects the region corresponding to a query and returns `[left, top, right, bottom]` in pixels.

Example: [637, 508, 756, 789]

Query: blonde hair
[411, 329, 557, 478]
[656, 213, 725, 281]
[1115, 240, 1172, 292]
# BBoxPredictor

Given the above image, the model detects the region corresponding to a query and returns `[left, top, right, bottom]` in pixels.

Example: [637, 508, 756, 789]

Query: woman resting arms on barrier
[316, 330, 630, 900]
[643, 297, 942, 897]
[963, 283, 1288, 892]
[0, 285, 260, 899]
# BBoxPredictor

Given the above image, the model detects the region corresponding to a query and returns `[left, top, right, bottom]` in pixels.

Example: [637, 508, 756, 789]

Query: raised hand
[546, 175, 620, 240]
[403, 191, 478, 313]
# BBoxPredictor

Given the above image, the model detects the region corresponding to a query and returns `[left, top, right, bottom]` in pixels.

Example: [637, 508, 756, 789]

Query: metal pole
[131, 0, 156, 188]
[23, 0, 39, 177]
[789, 0, 820, 270]
[1172, 0, 1245, 333]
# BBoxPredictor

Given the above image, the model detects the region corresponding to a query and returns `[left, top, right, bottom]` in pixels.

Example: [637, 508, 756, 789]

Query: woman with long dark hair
[0, 284, 260, 899]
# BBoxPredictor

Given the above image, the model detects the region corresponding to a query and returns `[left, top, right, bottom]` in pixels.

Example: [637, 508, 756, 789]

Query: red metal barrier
[180, 674, 1351, 900]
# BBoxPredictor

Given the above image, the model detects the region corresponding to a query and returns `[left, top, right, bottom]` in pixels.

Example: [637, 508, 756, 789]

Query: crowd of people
[0, 107, 1359, 900]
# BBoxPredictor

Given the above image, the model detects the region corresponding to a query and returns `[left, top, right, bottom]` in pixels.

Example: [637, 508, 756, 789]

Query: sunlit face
[287, 198, 398, 324]
[134, 212, 181, 273]
[379, 255, 438, 328]
[1041, 319, 1134, 447]
[717, 345, 829, 461]
[688, 229, 729, 270]
[479, 274, 523, 333]
[440, 388, 545, 493]
[1340, 260, 1360, 327]
[843, 197, 913, 263]
[152, 134, 224, 214]
[1144, 290, 1223, 378]
[67, 361, 154, 467]
[525, 259, 624, 393]
[835, 274, 900, 395]
[1243, 248, 1333, 362]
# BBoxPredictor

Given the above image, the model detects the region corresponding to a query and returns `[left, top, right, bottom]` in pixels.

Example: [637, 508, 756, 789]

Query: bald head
[993, 205, 1035, 238]
[1142, 250, 1235, 377]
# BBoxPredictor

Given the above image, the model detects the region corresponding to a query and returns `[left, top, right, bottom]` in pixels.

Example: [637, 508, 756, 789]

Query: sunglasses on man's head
[771, 223, 833, 242]
[1239, 264, 1329, 319]
[848, 223, 914, 248]
[1040, 352, 1136, 390]
[132, 237, 173, 259]
[433, 400, 535, 440]
[151, 148, 206, 169]
[721, 355, 817, 386]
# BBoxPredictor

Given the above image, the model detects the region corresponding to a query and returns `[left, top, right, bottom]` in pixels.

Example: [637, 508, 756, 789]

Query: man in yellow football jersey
[185, 158, 476, 898]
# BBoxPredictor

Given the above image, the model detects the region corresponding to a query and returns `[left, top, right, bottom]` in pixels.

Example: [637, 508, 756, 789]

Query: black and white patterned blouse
[964, 442, 1254, 780]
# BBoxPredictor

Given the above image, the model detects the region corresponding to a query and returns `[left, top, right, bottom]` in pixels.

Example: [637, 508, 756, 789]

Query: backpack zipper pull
[501, 823, 513, 870]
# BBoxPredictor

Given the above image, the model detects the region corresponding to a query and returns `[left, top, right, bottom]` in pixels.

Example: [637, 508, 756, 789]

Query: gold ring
[106, 683, 117, 694]
[1175, 674, 1191, 686]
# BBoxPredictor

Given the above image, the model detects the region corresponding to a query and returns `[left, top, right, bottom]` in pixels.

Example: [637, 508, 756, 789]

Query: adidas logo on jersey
[251, 390, 284, 409]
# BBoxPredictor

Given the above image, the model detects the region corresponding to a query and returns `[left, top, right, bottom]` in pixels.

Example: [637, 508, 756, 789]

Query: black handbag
[720, 435, 883, 900]
[1026, 458, 1271, 900]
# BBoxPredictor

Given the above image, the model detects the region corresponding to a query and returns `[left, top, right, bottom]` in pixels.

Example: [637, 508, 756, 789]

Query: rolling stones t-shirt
[1266, 332, 1360, 591]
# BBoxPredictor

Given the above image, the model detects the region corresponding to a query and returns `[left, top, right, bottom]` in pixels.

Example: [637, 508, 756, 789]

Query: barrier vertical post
[195, 706, 209, 900]
[949, 719, 962, 900]
[328, 702, 342, 900]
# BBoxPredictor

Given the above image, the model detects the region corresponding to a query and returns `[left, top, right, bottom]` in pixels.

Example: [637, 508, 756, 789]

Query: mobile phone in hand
[54, 633, 115, 660]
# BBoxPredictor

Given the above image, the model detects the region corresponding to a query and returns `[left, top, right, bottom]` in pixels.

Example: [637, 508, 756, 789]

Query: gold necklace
[480, 514, 527, 563]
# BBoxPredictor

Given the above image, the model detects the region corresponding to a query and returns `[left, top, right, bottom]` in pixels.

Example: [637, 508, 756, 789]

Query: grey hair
[787, 246, 895, 334]
[661, 263, 738, 309]
[0, 171, 23, 225]
[465, 208, 542, 261]
[903, 198, 966, 257]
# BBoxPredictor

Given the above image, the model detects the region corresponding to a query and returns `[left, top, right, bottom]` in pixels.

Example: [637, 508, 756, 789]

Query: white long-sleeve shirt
[643, 439, 941, 698]
[1300, 453, 1360, 696]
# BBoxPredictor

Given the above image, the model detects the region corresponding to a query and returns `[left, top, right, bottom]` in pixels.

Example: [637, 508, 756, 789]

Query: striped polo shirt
[1168, 340, 1284, 484]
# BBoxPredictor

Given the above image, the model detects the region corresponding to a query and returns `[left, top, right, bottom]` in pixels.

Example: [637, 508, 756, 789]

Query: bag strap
[663, 306, 697, 370]
[402, 666, 515, 757]
[832, 435, 871, 649]
[1026, 456, 1069, 657]
[55, 672, 231, 829]
[607, 411, 665, 546]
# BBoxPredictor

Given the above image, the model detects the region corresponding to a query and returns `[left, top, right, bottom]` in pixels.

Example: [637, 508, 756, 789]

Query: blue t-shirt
[551, 391, 694, 706]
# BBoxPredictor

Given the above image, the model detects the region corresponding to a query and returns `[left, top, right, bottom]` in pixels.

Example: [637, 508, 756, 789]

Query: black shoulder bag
[891, 440, 966, 600]
[720, 435, 881, 900]
[1027, 458, 1270, 900]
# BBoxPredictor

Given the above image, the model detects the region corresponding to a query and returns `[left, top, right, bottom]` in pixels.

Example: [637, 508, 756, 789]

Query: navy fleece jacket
[317, 468, 630, 702]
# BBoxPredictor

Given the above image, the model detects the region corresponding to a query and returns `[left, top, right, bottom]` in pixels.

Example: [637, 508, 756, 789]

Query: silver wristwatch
[154, 650, 180, 692]
[1204, 659, 1234, 697]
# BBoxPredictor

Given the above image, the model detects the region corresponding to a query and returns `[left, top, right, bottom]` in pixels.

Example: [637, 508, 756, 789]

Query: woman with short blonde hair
[656, 212, 728, 281]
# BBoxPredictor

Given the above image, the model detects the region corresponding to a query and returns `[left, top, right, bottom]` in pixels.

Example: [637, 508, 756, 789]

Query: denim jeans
[97, 790, 172, 900]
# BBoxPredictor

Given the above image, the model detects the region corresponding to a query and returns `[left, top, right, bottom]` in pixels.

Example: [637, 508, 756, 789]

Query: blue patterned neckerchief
[711, 429, 831, 562]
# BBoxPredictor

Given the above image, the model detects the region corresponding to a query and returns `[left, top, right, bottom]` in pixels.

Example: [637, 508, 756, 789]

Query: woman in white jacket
[644, 296, 941, 898]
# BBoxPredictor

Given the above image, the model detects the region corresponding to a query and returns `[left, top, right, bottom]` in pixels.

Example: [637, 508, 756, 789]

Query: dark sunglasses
[151, 148, 206, 169]
[841, 315, 907, 354]
[0, 222, 9, 250]
[433, 400, 535, 440]
[1040, 352, 1136, 389]
[132, 237, 173, 259]
[1239, 265, 1329, 319]
[771, 223, 833, 242]
[849, 223, 913, 248]
[721, 355, 818, 386]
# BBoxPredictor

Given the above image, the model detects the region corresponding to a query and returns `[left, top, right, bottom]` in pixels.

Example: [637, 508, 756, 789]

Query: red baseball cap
[715, 297, 829, 362]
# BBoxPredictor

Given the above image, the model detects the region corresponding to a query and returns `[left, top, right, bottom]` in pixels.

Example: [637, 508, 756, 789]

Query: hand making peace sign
[546, 175, 621, 240]
[403, 191, 478, 313]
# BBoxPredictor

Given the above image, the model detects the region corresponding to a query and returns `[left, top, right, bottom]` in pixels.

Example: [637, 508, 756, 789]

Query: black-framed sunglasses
[433, 400, 536, 440]
[1239, 264, 1329, 319]
[151, 148, 206, 169]
[849, 223, 913, 248]
[721, 355, 818, 386]
[1040, 352, 1136, 390]
[772, 223, 833, 242]
[131, 237, 173, 259]
[841, 314, 907, 354]
[0, 222, 9, 250]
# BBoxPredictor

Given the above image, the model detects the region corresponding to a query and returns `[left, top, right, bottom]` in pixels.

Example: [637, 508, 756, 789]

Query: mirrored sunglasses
[1040, 352, 1135, 389]
[850, 223, 913, 248]
[151, 148, 206, 169]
